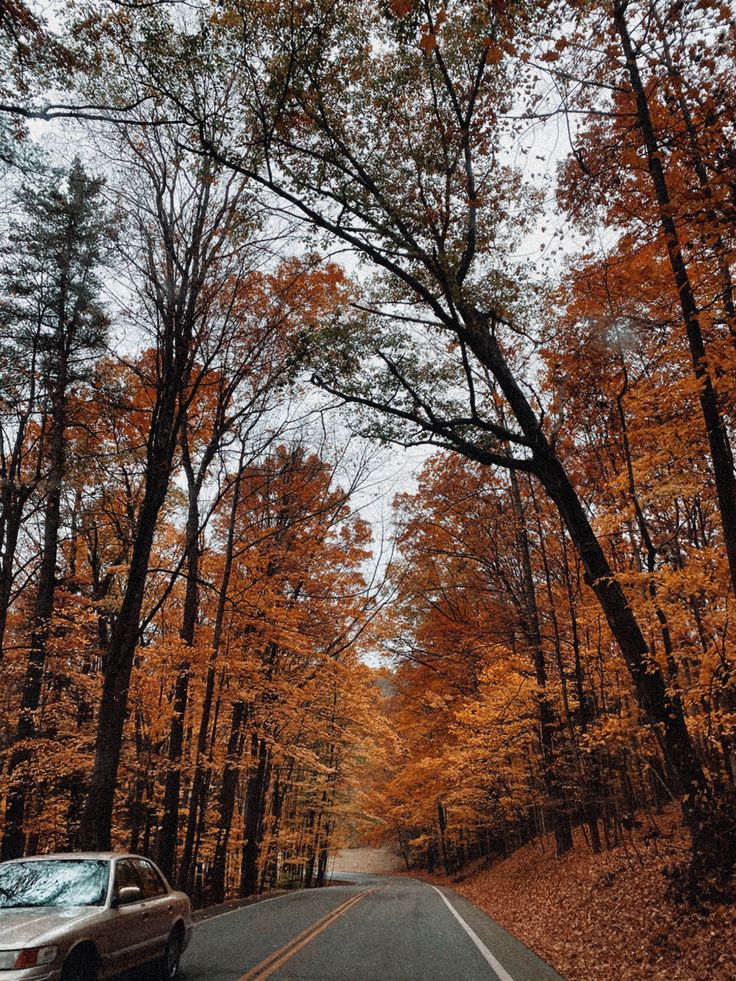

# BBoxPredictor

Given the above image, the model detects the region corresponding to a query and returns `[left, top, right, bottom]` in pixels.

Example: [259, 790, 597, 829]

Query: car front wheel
[159, 930, 182, 981]
[61, 947, 98, 981]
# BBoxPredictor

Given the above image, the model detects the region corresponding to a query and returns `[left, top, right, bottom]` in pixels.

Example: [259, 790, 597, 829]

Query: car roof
[0, 852, 146, 863]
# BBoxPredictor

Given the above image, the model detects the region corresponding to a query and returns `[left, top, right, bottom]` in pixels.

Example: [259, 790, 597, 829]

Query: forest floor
[421, 807, 736, 981]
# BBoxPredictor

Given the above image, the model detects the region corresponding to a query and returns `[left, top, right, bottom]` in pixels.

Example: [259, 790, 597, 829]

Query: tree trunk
[437, 800, 452, 876]
[0, 495, 24, 661]
[181, 452, 245, 891]
[208, 700, 246, 904]
[614, 2, 736, 600]
[508, 467, 573, 856]
[462, 314, 708, 815]
[2, 348, 68, 860]
[240, 736, 270, 896]
[158, 446, 200, 882]
[79, 461, 174, 849]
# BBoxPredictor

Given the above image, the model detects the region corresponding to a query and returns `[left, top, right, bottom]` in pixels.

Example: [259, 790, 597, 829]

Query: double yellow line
[238, 889, 375, 981]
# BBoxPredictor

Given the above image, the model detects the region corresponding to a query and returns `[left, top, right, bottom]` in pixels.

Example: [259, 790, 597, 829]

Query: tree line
[2, 0, 736, 903]
[0, 130, 377, 903]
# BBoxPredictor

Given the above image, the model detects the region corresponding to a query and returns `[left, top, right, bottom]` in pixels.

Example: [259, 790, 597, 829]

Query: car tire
[61, 947, 98, 981]
[159, 929, 182, 981]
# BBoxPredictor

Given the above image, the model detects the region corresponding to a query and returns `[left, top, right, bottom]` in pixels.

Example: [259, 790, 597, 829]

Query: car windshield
[0, 860, 109, 908]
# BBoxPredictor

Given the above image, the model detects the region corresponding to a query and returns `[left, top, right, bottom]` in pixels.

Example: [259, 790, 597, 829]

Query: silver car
[0, 853, 193, 980]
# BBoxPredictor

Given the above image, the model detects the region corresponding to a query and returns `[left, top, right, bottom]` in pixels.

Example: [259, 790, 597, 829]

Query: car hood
[0, 907, 100, 948]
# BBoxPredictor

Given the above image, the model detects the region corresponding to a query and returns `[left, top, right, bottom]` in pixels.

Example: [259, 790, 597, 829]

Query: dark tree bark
[460, 313, 707, 812]
[614, 1, 736, 600]
[0, 422, 38, 661]
[240, 736, 270, 896]
[159, 393, 269, 883]
[181, 448, 246, 892]
[2, 350, 67, 860]
[208, 699, 247, 904]
[157, 433, 200, 882]
[80, 460, 176, 849]
[79, 132, 245, 849]
[508, 468, 573, 857]
[2, 161, 109, 858]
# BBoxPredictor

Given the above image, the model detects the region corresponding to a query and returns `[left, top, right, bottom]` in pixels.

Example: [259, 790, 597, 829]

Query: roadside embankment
[418, 809, 736, 980]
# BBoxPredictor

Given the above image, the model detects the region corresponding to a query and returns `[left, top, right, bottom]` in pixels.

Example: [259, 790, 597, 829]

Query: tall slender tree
[79, 127, 252, 849]
[1, 159, 110, 858]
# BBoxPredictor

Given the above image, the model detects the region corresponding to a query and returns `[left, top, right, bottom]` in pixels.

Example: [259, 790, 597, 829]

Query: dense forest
[1, 0, 736, 912]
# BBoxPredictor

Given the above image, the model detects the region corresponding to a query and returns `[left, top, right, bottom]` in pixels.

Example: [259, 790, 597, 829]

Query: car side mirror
[113, 885, 143, 908]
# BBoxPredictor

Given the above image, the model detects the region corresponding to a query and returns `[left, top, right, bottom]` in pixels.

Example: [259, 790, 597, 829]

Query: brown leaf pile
[441, 809, 736, 980]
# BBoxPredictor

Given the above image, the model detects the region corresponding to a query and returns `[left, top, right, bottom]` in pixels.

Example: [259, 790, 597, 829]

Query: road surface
[181, 872, 565, 981]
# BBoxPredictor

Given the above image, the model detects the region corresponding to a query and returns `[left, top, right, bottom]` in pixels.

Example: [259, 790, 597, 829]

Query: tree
[1, 159, 111, 858]
[205, 443, 373, 897]
[79, 126, 254, 849]
[154, 256, 328, 882]
[0, 0, 55, 171]
[140, 0, 721, 871]
[553, 0, 736, 603]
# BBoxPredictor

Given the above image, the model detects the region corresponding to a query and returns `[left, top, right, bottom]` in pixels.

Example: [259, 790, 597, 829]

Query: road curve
[181, 873, 565, 981]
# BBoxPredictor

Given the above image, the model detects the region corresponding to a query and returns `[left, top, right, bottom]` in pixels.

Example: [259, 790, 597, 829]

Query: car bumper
[0, 968, 58, 981]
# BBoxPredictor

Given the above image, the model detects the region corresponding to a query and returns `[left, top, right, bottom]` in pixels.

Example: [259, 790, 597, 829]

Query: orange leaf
[390, 0, 413, 16]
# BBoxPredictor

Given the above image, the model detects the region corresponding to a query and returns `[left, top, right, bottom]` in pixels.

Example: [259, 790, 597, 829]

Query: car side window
[133, 859, 167, 898]
[113, 859, 142, 898]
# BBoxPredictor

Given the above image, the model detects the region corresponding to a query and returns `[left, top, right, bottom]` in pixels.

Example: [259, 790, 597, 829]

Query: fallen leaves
[435, 808, 736, 980]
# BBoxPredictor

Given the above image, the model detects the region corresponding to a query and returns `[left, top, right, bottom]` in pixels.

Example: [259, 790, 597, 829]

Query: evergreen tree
[0, 158, 111, 858]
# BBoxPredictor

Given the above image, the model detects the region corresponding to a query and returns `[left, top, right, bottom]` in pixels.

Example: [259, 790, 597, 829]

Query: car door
[132, 858, 176, 956]
[106, 859, 151, 975]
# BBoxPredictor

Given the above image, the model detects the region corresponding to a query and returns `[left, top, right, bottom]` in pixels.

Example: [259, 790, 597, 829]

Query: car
[0, 852, 193, 980]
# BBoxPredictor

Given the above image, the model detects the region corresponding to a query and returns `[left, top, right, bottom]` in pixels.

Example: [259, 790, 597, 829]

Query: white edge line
[431, 885, 516, 981]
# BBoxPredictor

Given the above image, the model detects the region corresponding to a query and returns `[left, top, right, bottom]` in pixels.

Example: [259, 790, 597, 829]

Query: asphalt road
[180, 872, 565, 981]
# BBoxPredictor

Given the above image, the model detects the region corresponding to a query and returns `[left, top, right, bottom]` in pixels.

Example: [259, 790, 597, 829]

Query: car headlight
[0, 946, 58, 969]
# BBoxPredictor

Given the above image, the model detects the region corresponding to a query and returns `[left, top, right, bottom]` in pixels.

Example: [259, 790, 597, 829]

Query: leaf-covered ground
[435, 809, 736, 980]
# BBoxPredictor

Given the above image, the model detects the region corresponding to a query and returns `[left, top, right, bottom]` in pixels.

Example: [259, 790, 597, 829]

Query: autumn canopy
[1, 0, 736, 909]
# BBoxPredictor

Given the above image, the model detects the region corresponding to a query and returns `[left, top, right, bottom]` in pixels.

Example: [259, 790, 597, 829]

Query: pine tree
[1, 158, 111, 858]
